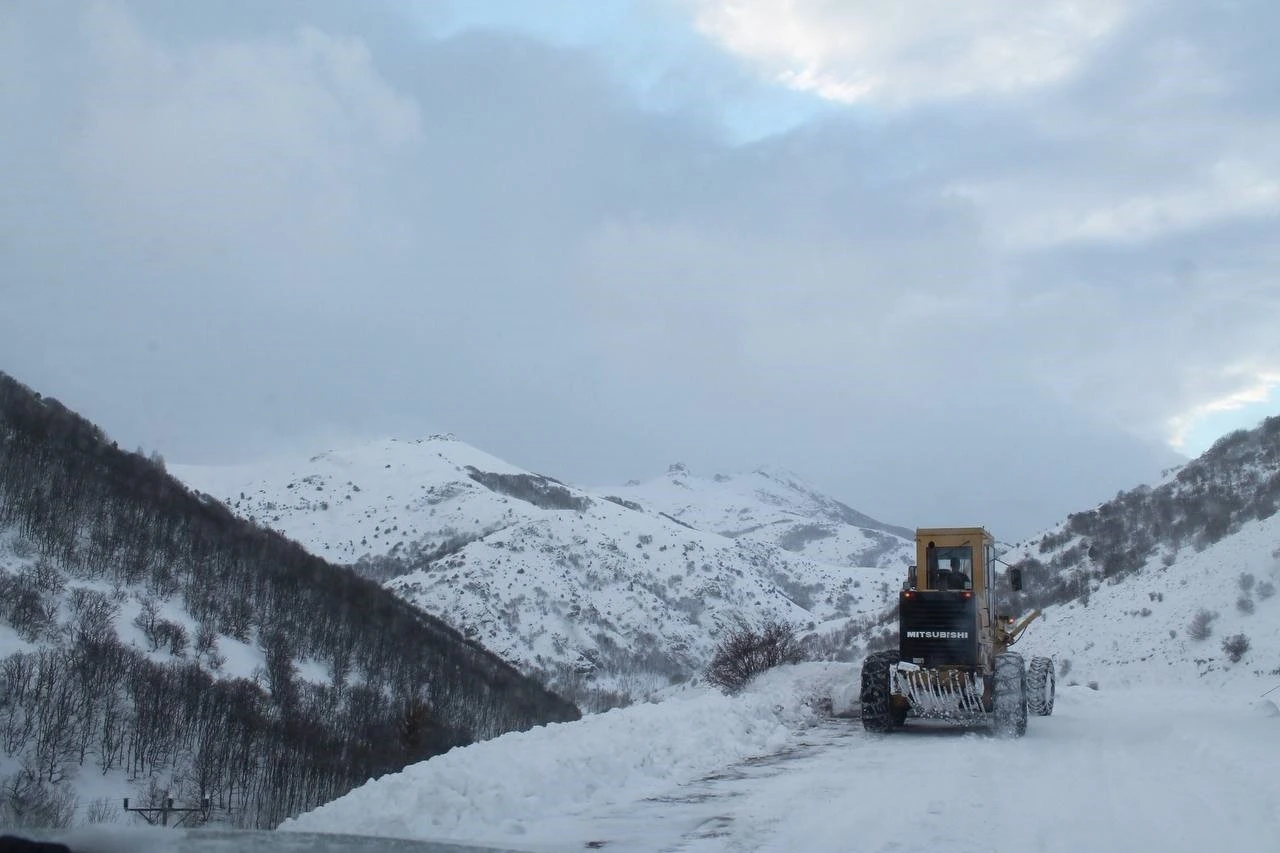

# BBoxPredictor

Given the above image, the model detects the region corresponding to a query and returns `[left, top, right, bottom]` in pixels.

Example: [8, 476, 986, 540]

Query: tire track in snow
[542, 687, 1279, 853]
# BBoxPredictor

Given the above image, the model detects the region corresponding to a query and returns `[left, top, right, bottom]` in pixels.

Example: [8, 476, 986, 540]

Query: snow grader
[860, 527, 1054, 737]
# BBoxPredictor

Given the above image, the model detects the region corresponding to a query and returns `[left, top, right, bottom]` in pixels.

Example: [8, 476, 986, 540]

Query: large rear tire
[1027, 656, 1055, 716]
[860, 651, 898, 733]
[993, 652, 1027, 737]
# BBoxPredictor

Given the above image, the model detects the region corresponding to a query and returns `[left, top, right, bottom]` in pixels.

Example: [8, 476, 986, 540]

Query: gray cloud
[5, 0, 1277, 539]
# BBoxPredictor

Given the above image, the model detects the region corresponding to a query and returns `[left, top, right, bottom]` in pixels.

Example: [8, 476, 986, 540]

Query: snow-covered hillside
[1009, 511, 1280, 691]
[173, 437, 537, 565]
[0, 379, 576, 831]
[600, 463, 914, 569]
[173, 438, 903, 699]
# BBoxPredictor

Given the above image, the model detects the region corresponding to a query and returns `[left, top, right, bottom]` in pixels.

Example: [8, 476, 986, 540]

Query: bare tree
[705, 620, 802, 693]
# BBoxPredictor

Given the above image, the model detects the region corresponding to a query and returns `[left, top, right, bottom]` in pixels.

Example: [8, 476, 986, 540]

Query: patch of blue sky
[409, 0, 837, 143]
[1177, 385, 1280, 457]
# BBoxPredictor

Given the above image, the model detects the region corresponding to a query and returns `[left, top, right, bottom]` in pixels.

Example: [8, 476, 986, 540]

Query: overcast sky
[3, 0, 1279, 540]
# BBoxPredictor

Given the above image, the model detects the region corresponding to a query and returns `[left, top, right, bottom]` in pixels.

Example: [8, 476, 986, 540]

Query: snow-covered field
[281, 663, 1280, 853]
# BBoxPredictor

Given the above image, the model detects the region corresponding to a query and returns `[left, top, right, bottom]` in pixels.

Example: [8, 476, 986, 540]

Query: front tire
[860, 651, 898, 733]
[993, 652, 1027, 737]
[1027, 656, 1055, 716]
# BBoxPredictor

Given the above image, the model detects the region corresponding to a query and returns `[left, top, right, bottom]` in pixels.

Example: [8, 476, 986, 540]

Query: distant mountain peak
[606, 463, 913, 566]
[751, 464, 806, 484]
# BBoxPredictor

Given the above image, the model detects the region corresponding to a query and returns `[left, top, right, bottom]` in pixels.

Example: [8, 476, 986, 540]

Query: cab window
[927, 545, 973, 590]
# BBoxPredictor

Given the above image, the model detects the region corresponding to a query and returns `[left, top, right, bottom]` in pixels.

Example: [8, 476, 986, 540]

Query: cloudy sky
[3, 0, 1278, 540]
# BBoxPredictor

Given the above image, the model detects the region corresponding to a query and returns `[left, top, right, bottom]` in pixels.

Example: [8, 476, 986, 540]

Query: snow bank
[281, 663, 851, 845]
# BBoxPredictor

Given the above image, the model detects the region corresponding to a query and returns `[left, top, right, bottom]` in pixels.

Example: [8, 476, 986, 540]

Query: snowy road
[518, 687, 1279, 853]
[286, 666, 1280, 853]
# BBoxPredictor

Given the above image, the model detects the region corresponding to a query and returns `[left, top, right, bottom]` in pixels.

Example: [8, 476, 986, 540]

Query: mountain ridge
[600, 462, 914, 564]
[173, 437, 914, 705]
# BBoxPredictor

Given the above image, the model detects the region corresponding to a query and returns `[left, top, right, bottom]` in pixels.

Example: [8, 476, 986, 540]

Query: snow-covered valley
[7, 400, 1280, 849]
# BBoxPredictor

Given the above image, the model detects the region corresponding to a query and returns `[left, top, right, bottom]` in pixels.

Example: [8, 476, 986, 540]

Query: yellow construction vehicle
[860, 527, 1054, 737]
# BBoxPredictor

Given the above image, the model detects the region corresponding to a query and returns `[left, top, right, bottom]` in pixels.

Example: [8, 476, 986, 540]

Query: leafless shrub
[705, 620, 802, 693]
[84, 797, 118, 825]
[195, 622, 219, 658]
[1258, 581, 1275, 600]
[133, 596, 160, 648]
[1187, 609, 1217, 641]
[0, 768, 78, 829]
[154, 620, 189, 656]
[67, 587, 119, 645]
[1237, 596, 1255, 615]
[1221, 633, 1250, 663]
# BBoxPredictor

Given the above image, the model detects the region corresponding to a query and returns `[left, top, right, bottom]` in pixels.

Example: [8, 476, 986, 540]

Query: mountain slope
[1014, 512, 1280, 690]
[173, 436, 542, 569]
[999, 416, 1280, 689]
[0, 374, 577, 829]
[1003, 417, 1280, 609]
[174, 439, 904, 703]
[599, 463, 913, 569]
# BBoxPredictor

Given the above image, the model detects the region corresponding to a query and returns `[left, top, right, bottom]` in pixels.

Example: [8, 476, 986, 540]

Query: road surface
[522, 686, 1279, 853]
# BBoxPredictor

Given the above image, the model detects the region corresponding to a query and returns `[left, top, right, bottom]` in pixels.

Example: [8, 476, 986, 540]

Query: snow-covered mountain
[12, 382, 1280, 844]
[174, 438, 907, 702]
[599, 463, 913, 569]
[1001, 417, 1280, 690]
[1012, 510, 1280, 691]
[173, 415, 1280, 707]
[0, 375, 575, 830]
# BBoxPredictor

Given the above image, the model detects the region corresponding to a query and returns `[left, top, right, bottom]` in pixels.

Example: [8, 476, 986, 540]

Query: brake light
[961, 591, 972, 599]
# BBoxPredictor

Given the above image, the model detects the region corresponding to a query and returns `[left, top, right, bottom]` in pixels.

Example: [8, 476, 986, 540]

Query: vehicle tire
[992, 652, 1027, 738]
[860, 651, 898, 733]
[1027, 656, 1055, 716]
